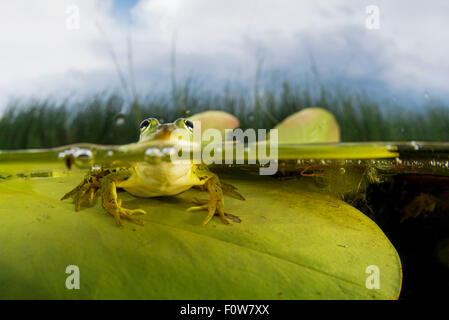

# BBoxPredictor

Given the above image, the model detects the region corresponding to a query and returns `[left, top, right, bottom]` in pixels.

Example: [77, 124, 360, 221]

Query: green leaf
[188, 110, 240, 133]
[274, 108, 341, 144]
[0, 170, 401, 299]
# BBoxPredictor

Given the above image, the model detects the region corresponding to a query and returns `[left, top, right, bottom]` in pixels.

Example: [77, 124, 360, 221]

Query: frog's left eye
[140, 118, 159, 132]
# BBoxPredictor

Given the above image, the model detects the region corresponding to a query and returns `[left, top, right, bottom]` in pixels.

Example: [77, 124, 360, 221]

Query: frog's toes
[74, 185, 98, 211]
[105, 205, 147, 227]
[88, 188, 98, 206]
[187, 201, 232, 226]
[218, 215, 234, 225]
[186, 203, 208, 212]
[116, 204, 146, 226]
[116, 200, 146, 215]
[224, 213, 241, 223]
[120, 207, 147, 216]
[62, 181, 99, 211]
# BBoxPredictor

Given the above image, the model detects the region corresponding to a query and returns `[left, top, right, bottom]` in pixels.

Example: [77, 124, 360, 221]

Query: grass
[1, 81, 449, 150]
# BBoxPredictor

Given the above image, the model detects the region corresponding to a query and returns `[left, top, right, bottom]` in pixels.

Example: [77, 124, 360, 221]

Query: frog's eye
[140, 118, 158, 132]
[173, 118, 194, 132]
[140, 120, 150, 131]
[185, 120, 194, 130]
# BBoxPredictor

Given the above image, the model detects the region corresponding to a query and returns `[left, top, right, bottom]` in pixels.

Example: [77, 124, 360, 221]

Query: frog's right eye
[140, 118, 158, 132]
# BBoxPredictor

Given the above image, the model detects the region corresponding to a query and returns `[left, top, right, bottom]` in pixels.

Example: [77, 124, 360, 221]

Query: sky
[0, 0, 448, 111]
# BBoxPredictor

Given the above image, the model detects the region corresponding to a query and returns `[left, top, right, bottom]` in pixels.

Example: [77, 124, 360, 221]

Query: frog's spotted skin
[61, 118, 244, 227]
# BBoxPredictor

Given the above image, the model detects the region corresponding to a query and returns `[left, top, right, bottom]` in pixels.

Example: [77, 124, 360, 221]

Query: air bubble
[114, 114, 126, 126]
[411, 141, 420, 150]
[74, 149, 93, 168]
[162, 147, 176, 156]
[144, 148, 163, 164]
[58, 147, 94, 169]
[145, 148, 163, 158]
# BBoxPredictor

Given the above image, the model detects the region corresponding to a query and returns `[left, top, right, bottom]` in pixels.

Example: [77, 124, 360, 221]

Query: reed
[1, 82, 448, 150]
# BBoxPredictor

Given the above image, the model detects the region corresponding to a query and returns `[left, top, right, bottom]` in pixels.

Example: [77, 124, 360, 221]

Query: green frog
[61, 118, 244, 227]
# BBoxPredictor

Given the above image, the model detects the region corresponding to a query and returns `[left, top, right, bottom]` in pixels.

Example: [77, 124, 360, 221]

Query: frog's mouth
[140, 129, 200, 159]
[140, 124, 179, 142]
[138, 123, 201, 161]
[141, 124, 196, 144]
[152, 125, 173, 141]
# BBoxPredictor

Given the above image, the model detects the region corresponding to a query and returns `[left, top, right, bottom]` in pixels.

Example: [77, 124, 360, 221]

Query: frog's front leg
[187, 165, 235, 226]
[100, 171, 146, 227]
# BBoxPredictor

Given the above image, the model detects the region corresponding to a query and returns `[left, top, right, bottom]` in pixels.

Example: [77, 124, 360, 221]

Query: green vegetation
[1, 82, 449, 150]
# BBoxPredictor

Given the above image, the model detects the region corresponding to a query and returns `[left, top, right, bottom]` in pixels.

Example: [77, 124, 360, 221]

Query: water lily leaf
[188, 110, 240, 133]
[0, 169, 401, 299]
[274, 108, 341, 144]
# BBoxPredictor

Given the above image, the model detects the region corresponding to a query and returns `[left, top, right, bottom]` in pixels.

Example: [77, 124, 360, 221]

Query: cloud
[0, 0, 448, 110]
[0, 0, 117, 105]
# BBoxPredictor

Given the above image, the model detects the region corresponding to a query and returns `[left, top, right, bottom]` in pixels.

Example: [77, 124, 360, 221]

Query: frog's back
[117, 161, 200, 198]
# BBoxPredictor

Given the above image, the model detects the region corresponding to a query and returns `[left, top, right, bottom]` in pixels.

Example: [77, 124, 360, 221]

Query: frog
[61, 117, 245, 227]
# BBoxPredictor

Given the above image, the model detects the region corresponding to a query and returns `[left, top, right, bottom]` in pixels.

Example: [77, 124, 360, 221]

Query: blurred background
[1, 0, 448, 149]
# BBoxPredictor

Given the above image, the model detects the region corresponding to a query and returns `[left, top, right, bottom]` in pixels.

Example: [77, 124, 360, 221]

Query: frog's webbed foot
[99, 171, 146, 227]
[187, 172, 237, 226]
[187, 198, 233, 226]
[113, 200, 147, 226]
[62, 168, 146, 227]
[190, 197, 241, 223]
[61, 172, 101, 211]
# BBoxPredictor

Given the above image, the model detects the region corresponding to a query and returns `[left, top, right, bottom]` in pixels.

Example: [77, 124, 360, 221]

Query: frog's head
[138, 118, 194, 143]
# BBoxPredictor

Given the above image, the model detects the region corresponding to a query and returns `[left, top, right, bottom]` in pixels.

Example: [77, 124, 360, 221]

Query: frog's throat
[117, 161, 200, 198]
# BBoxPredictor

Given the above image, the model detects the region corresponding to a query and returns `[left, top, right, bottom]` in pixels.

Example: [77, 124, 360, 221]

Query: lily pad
[0, 165, 401, 299]
[188, 110, 240, 133]
[274, 108, 341, 144]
